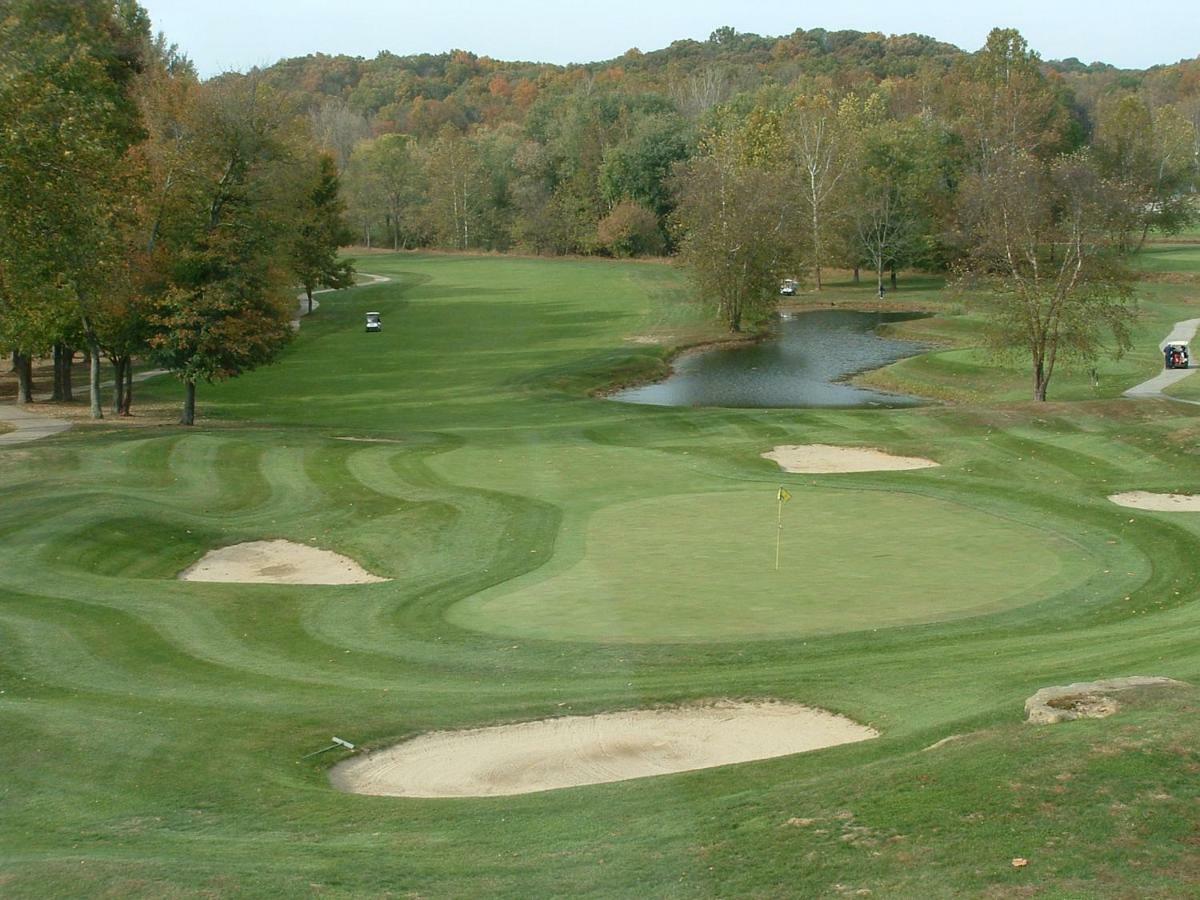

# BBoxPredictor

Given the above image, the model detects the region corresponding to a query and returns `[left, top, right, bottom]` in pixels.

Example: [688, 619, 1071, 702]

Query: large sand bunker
[332, 701, 877, 798]
[763, 444, 939, 474]
[1108, 491, 1200, 512]
[179, 540, 388, 584]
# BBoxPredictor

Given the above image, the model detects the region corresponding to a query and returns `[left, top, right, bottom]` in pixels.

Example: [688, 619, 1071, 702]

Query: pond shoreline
[603, 306, 941, 409]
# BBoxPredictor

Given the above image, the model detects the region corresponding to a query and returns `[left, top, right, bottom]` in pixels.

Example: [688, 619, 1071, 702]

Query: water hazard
[612, 309, 930, 409]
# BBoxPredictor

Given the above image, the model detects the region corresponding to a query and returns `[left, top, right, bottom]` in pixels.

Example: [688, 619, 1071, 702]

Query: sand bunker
[763, 444, 939, 474]
[331, 700, 877, 798]
[179, 540, 388, 585]
[1025, 676, 1185, 725]
[1108, 491, 1200, 512]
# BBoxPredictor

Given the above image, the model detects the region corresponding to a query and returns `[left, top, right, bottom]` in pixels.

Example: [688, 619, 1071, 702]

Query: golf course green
[448, 487, 1096, 642]
[4, 250, 1200, 896]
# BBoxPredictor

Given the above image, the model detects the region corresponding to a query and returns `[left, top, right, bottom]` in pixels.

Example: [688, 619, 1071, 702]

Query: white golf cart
[779, 278, 798, 296]
[365, 312, 382, 333]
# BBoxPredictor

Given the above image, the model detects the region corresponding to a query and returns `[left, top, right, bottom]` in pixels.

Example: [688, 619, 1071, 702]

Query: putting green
[448, 488, 1096, 642]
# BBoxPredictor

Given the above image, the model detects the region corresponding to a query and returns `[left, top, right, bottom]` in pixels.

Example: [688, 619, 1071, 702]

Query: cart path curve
[1124, 317, 1200, 401]
[0, 271, 392, 446]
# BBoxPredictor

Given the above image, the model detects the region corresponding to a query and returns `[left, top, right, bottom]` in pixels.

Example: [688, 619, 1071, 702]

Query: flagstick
[775, 493, 783, 571]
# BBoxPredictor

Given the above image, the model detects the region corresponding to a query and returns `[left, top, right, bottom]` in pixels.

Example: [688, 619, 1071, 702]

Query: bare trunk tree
[85, 338, 102, 419]
[52, 343, 74, 401]
[121, 358, 133, 416]
[180, 379, 196, 425]
[13, 351, 33, 403]
[786, 95, 861, 292]
[959, 152, 1136, 402]
[111, 356, 126, 415]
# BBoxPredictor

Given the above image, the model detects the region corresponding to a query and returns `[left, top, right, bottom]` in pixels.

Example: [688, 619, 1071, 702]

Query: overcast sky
[137, 0, 1197, 79]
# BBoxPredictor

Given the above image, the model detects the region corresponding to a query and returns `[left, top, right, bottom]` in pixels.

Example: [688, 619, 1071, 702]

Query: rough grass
[855, 281, 1197, 403]
[1163, 369, 1200, 400]
[4, 253, 1200, 897]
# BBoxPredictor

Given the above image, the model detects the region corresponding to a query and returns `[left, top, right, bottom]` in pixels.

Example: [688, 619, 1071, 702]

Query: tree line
[263, 26, 1200, 270]
[5, 9, 1198, 407]
[0, 0, 353, 424]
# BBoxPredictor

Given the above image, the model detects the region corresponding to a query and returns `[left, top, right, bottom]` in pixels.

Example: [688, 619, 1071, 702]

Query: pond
[612, 309, 929, 409]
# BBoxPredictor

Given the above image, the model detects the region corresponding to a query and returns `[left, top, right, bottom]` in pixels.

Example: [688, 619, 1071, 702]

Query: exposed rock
[1024, 676, 1185, 725]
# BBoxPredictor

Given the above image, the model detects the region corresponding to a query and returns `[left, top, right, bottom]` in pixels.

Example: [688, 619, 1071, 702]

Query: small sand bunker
[1025, 676, 1185, 725]
[179, 540, 388, 585]
[1108, 491, 1200, 512]
[331, 701, 877, 798]
[763, 444, 939, 474]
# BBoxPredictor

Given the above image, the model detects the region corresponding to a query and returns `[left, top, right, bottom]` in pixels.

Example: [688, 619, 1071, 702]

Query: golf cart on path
[1164, 341, 1189, 369]
[365, 312, 382, 333]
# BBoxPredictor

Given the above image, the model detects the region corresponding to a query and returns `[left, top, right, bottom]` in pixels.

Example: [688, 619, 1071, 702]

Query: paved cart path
[1123, 317, 1200, 400]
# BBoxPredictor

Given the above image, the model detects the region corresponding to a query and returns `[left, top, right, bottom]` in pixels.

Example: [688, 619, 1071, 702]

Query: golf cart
[1164, 341, 1189, 369]
[365, 312, 382, 333]
[779, 278, 798, 296]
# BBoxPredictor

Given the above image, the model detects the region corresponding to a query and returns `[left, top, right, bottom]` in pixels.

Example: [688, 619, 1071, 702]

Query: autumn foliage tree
[292, 153, 355, 313]
[674, 128, 800, 332]
[958, 151, 1136, 401]
[597, 201, 663, 257]
[144, 76, 301, 425]
[1093, 95, 1198, 251]
[0, 0, 149, 417]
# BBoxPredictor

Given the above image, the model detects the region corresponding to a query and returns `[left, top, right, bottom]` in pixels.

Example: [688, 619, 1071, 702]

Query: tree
[1093, 95, 1198, 251]
[307, 97, 370, 173]
[599, 113, 692, 229]
[674, 128, 799, 332]
[292, 153, 355, 313]
[597, 201, 664, 257]
[958, 151, 1136, 401]
[423, 125, 485, 250]
[848, 118, 948, 292]
[143, 76, 301, 425]
[781, 93, 873, 289]
[953, 28, 1075, 169]
[0, 0, 150, 418]
[345, 134, 423, 250]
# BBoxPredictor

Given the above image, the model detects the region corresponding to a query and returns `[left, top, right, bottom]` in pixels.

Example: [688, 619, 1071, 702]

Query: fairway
[11, 4, 1200, 892]
[4, 251, 1200, 897]
[450, 488, 1095, 641]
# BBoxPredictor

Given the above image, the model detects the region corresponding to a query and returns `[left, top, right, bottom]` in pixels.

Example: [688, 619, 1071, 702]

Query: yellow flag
[778, 487, 792, 503]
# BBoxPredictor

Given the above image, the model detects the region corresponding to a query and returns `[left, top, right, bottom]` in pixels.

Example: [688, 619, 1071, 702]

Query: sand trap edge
[1108, 491, 1200, 512]
[179, 539, 389, 585]
[763, 444, 940, 474]
[330, 700, 878, 798]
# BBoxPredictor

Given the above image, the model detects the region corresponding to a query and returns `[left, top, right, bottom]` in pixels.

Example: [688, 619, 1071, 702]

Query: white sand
[763, 444, 939, 474]
[179, 539, 388, 585]
[330, 700, 877, 798]
[1108, 491, 1200, 512]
